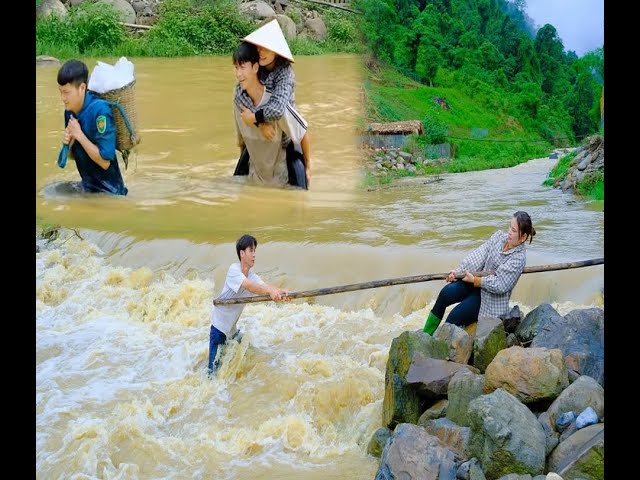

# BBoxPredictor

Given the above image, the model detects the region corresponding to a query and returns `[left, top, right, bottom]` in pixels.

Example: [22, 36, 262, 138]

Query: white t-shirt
[211, 262, 264, 337]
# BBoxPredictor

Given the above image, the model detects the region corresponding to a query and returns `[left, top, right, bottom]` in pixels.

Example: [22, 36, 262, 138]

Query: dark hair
[271, 55, 291, 69]
[232, 42, 259, 66]
[513, 211, 536, 244]
[57, 59, 88, 87]
[236, 234, 258, 260]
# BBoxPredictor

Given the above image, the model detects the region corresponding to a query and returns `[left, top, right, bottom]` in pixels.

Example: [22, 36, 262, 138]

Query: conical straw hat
[243, 19, 294, 63]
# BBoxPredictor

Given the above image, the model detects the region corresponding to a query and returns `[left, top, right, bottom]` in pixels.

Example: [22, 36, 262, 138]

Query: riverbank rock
[375, 423, 458, 480]
[546, 423, 604, 480]
[97, 0, 136, 23]
[36, 55, 61, 67]
[483, 347, 568, 404]
[50, 0, 148, 24]
[545, 375, 604, 431]
[382, 331, 449, 428]
[369, 304, 605, 479]
[531, 308, 604, 386]
[37, 0, 67, 19]
[557, 135, 604, 193]
[515, 303, 564, 345]
[240, 0, 276, 20]
[446, 369, 484, 427]
[473, 316, 507, 373]
[53, 0, 334, 43]
[469, 389, 546, 478]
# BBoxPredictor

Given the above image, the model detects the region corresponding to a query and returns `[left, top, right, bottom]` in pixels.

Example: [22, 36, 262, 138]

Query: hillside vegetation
[355, 0, 604, 192]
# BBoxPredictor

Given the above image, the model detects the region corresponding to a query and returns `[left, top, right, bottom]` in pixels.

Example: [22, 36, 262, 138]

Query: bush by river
[36, 0, 363, 58]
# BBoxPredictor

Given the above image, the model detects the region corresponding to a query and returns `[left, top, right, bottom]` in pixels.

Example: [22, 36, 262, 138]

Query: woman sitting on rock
[423, 211, 536, 335]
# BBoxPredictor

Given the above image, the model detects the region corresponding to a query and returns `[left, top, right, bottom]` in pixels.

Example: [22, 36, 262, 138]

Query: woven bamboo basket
[95, 80, 140, 152]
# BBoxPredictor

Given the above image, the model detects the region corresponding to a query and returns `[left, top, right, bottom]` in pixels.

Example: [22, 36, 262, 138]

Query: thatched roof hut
[367, 120, 424, 135]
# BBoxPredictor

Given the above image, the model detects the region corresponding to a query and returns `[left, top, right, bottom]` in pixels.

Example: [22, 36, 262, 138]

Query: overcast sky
[524, 0, 604, 56]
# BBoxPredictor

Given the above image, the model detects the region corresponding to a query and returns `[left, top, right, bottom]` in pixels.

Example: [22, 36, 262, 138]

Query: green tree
[568, 70, 598, 137]
[534, 24, 566, 94]
[412, 5, 444, 83]
[354, 0, 398, 63]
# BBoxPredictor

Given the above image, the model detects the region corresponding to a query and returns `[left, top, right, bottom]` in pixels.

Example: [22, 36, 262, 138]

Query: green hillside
[356, 0, 604, 188]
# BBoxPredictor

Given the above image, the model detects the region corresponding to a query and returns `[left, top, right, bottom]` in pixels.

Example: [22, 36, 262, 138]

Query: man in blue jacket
[57, 60, 128, 195]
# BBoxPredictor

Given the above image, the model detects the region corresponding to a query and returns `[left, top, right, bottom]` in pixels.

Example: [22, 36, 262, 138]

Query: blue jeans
[432, 281, 481, 327]
[208, 325, 227, 374]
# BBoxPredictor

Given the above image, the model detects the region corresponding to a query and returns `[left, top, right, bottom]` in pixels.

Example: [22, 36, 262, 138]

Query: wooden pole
[287, 0, 362, 14]
[213, 257, 604, 306]
[122, 22, 152, 30]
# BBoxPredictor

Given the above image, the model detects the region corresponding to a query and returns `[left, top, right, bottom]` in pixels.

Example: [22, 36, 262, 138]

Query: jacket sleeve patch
[96, 115, 107, 134]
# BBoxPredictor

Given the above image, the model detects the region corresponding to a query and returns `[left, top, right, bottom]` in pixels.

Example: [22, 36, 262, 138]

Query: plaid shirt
[234, 64, 296, 120]
[234, 65, 295, 146]
[456, 230, 527, 317]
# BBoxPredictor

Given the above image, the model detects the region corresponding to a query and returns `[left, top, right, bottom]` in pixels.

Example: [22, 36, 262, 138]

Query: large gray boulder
[446, 369, 485, 427]
[303, 11, 327, 40]
[484, 347, 568, 404]
[546, 423, 604, 480]
[468, 389, 546, 479]
[532, 308, 604, 386]
[515, 304, 564, 344]
[240, 1, 276, 20]
[97, 0, 137, 24]
[435, 323, 474, 364]
[473, 316, 507, 373]
[376, 423, 457, 480]
[265, 14, 297, 40]
[36, 0, 67, 19]
[131, 0, 159, 17]
[383, 331, 449, 428]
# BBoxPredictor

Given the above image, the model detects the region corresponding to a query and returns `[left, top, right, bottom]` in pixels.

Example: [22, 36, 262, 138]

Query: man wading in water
[208, 234, 289, 374]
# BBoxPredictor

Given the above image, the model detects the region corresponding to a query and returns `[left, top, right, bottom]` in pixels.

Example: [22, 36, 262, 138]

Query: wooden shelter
[367, 120, 424, 135]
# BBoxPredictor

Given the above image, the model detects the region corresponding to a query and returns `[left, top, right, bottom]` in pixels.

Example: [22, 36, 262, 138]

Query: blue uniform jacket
[63, 92, 128, 195]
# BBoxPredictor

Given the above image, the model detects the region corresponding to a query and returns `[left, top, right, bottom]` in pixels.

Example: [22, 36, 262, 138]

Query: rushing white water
[35, 229, 601, 479]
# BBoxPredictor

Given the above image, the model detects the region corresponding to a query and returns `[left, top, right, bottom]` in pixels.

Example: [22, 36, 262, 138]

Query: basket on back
[94, 80, 140, 169]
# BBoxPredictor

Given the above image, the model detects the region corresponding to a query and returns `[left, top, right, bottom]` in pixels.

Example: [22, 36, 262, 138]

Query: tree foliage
[356, 0, 604, 140]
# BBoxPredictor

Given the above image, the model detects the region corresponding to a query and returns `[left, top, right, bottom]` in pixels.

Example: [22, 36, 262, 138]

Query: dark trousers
[208, 325, 227, 373]
[432, 281, 481, 327]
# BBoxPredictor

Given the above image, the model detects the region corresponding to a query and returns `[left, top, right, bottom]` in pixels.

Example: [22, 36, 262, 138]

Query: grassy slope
[363, 65, 550, 184]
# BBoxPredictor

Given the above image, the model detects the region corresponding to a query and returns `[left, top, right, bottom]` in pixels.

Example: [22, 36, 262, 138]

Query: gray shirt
[234, 88, 288, 186]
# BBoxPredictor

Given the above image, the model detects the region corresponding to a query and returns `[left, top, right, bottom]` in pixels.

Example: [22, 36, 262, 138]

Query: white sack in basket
[88, 57, 135, 94]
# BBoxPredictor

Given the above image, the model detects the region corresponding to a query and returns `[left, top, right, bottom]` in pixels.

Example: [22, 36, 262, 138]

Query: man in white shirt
[208, 234, 289, 374]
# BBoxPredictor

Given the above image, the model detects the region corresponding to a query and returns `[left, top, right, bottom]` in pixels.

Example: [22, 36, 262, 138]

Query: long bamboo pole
[213, 257, 604, 306]
[121, 22, 152, 30]
[287, 0, 362, 14]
